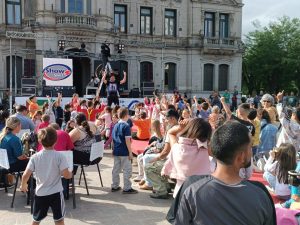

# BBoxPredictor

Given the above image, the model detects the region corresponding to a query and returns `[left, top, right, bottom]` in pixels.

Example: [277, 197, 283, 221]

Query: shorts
[33, 192, 65, 222]
[105, 128, 110, 138]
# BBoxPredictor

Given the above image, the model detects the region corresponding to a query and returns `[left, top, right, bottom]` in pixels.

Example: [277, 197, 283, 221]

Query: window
[68, 0, 83, 14]
[165, 63, 176, 91]
[86, 0, 91, 15]
[203, 64, 214, 91]
[61, 0, 65, 13]
[114, 5, 127, 33]
[140, 62, 153, 83]
[204, 12, 215, 37]
[6, 56, 23, 89]
[219, 14, 229, 38]
[219, 64, 229, 91]
[24, 59, 36, 78]
[140, 7, 152, 35]
[165, 9, 176, 36]
[24, 0, 36, 17]
[6, 0, 21, 25]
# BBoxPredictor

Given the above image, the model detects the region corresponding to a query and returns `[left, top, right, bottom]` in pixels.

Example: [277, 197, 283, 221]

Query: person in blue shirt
[257, 110, 278, 155]
[111, 107, 138, 194]
[0, 116, 28, 172]
[14, 105, 35, 131]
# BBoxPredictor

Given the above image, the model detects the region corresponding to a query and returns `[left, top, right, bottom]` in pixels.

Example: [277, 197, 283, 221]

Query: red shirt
[77, 107, 105, 121]
[37, 130, 74, 151]
[35, 121, 50, 133]
[53, 130, 74, 151]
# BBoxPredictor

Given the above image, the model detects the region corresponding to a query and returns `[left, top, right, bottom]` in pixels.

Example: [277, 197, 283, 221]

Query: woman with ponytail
[69, 113, 96, 165]
[161, 118, 212, 198]
[0, 116, 28, 172]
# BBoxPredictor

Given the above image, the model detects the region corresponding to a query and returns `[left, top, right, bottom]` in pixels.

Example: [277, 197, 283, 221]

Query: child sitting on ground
[20, 127, 72, 225]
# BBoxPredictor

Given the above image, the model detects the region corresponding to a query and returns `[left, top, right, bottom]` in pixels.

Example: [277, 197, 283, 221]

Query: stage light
[58, 40, 65, 51]
[117, 44, 125, 54]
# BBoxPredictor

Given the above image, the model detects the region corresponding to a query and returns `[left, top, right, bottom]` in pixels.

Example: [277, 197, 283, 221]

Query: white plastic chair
[78, 141, 104, 195]
[0, 148, 28, 208]
[59, 151, 76, 209]
[16, 129, 31, 139]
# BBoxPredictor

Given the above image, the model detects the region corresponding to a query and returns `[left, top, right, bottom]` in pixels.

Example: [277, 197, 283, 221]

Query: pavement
[0, 151, 172, 225]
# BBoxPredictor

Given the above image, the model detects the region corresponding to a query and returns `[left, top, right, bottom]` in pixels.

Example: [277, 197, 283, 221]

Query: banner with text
[43, 58, 73, 86]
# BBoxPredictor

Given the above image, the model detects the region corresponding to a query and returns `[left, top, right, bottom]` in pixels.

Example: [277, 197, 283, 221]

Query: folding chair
[59, 151, 76, 209]
[78, 141, 104, 195]
[0, 148, 29, 208]
[16, 129, 31, 139]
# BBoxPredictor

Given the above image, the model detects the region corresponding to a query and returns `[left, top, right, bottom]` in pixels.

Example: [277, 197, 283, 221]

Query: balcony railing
[56, 14, 97, 28]
[22, 18, 35, 27]
[203, 37, 238, 49]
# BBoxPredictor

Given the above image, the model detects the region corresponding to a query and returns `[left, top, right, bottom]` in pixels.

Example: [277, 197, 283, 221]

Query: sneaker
[150, 193, 169, 199]
[138, 180, 145, 186]
[122, 188, 138, 194]
[111, 186, 121, 192]
[139, 184, 153, 190]
[133, 176, 143, 182]
[0, 183, 14, 190]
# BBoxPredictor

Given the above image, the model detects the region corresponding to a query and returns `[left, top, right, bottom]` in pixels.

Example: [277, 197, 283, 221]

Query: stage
[15, 97, 144, 109]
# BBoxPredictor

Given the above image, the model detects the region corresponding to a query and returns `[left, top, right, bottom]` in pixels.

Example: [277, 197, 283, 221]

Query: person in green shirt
[222, 90, 231, 105]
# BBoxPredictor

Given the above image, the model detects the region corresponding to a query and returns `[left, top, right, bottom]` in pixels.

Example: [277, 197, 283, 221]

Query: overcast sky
[242, 0, 300, 36]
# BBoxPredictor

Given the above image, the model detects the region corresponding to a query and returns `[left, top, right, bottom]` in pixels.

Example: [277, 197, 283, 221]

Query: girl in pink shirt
[162, 118, 212, 197]
[100, 106, 112, 138]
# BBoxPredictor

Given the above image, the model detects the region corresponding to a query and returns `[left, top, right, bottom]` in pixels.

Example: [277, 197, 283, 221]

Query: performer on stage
[101, 71, 127, 107]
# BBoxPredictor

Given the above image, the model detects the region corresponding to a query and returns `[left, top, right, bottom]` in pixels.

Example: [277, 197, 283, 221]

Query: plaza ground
[0, 151, 172, 225]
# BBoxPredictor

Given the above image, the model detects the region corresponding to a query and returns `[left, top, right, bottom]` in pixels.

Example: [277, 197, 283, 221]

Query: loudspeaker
[22, 87, 36, 96]
[42, 86, 76, 97]
[130, 88, 140, 98]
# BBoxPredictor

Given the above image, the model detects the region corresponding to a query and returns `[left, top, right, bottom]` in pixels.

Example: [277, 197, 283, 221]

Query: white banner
[43, 58, 73, 86]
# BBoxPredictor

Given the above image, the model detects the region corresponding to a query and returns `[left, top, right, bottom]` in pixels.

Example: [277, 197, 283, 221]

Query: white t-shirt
[27, 150, 69, 196]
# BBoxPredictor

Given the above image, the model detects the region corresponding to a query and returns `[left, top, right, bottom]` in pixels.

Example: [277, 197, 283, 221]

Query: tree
[243, 17, 300, 95]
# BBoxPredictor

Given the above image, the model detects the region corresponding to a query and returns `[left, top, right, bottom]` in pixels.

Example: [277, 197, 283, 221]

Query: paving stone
[0, 151, 172, 225]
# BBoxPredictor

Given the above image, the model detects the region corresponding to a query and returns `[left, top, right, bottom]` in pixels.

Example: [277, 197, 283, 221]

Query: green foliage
[243, 16, 300, 95]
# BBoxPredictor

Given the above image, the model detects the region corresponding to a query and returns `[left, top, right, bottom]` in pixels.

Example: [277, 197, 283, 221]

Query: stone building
[0, 0, 243, 97]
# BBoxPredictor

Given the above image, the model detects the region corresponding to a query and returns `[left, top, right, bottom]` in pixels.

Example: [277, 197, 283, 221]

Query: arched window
[140, 61, 153, 83]
[140, 62, 153, 95]
[165, 63, 176, 91]
[219, 64, 229, 91]
[203, 64, 214, 91]
[6, 56, 23, 89]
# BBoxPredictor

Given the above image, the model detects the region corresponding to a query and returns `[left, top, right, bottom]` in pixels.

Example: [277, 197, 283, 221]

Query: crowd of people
[0, 86, 300, 224]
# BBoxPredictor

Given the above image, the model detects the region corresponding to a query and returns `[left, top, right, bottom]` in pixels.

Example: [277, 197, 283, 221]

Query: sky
[242, 0, 300, 36]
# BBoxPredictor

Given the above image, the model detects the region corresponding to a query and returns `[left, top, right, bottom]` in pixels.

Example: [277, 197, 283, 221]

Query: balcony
[56, 14, 97, 28]
[22, 18, 36, 28]
[203, 37, 239, 50]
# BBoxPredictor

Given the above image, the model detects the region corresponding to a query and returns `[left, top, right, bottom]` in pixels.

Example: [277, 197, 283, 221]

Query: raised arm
[101, 71, 107, 84]
[220, 97, 232, 118]
[120, 71, 127, 84]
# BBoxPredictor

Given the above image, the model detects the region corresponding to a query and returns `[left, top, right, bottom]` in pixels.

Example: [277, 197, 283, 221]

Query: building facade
[0, 0, 244, 96]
